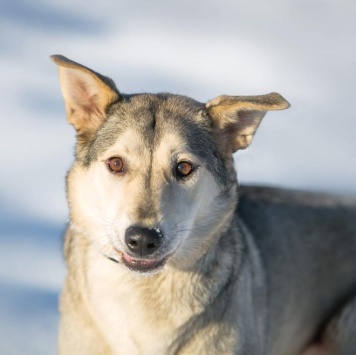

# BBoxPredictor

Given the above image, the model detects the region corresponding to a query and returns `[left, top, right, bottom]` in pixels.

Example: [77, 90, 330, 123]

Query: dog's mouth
[107, 247, 174, 273]
[121, 254, 166, 273]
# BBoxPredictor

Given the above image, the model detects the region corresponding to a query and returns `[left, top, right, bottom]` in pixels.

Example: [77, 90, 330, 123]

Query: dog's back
[238, 185, 356, 354]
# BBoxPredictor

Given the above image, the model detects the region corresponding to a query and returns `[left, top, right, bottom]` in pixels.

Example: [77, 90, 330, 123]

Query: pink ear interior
[52, 57, 119, 135]
[206, 93, 290, 152]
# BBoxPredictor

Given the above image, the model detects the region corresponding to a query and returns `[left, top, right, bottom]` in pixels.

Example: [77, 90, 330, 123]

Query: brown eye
[107, 157, 125, 174]
[176, 161, 193, 178]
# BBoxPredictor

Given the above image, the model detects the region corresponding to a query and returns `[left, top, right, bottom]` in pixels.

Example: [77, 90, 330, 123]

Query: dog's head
[51, 55, 289, 274]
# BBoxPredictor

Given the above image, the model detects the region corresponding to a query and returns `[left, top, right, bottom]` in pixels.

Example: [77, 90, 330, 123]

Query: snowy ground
[1, 1, 356, 353]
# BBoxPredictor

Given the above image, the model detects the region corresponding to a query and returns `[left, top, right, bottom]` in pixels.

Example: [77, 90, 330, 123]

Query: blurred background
[0, 0, 355, 353]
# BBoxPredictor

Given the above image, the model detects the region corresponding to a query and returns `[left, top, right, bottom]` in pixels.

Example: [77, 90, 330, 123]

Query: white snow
[1, 1, 356, 353]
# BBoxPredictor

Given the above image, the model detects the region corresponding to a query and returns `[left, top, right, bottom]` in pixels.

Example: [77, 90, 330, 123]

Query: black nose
[125, 226, 162, 257]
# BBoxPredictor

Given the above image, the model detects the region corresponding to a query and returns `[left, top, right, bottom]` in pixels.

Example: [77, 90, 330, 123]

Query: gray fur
[238, 186, 356, 354]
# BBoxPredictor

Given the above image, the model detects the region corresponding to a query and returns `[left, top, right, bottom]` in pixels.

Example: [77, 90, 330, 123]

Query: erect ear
[206, 93, 290, 152]
[50, 54, 120, 139]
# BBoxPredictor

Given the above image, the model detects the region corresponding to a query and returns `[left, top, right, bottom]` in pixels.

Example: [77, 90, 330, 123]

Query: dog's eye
[176, 161, 193, 178]
[107, 157, 125, 174]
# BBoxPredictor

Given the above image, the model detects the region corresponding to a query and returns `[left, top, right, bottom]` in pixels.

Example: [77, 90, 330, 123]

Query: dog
[51, 55, 356, 355]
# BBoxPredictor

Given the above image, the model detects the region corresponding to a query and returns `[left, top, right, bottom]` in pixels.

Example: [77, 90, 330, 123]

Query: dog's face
[52, 55, 289, 274]
[67, 94, 237, 273]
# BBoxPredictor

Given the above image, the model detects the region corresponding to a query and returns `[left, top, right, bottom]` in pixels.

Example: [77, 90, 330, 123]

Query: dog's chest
[87, 259, 187, 355]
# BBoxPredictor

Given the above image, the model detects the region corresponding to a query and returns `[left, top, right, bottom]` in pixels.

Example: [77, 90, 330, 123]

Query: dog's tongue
[123, 254, 158, 268]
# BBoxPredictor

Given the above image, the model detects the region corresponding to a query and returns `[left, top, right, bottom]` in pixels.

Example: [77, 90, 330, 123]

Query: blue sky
[1, 1, 355, 353]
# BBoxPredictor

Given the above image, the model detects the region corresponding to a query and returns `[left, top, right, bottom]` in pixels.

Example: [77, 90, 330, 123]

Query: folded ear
[206, 93, 290, 152]
[50, 55, 119, 139]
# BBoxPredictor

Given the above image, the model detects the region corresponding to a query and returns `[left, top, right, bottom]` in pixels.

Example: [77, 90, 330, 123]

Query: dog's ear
[206, 93, 290, 152]
[50, 55, 119, 139]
